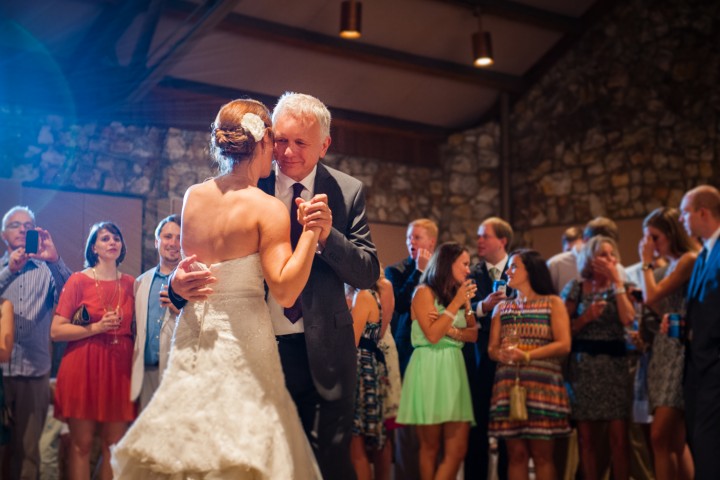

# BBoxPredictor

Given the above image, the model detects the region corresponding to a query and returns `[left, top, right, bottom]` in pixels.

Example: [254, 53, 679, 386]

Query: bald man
[680, 185, 720, 480]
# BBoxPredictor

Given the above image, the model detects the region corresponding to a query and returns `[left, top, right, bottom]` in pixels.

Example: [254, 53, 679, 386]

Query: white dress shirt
[476, 254, 509, 317]
[268, 164, 318, 335]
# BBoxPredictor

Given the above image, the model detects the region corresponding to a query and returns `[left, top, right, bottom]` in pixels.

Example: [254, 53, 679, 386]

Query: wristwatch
[641, 262, 654, 271]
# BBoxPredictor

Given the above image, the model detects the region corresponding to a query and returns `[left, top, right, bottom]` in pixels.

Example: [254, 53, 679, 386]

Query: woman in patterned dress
[348, 274, 393, 480]
[638, 207, 698, 480]
[488, 249, 571, 480]
[562, 236, 636, 480]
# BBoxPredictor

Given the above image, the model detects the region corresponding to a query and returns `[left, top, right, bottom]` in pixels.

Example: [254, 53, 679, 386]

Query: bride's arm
[259, 198, 320, 307]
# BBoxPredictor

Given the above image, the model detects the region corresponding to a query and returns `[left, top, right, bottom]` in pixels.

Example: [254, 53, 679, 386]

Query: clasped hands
[296, 193, 331, 245]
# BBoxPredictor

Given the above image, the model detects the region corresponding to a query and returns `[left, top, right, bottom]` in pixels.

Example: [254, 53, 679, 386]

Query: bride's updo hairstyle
[211, 99, 272, 174]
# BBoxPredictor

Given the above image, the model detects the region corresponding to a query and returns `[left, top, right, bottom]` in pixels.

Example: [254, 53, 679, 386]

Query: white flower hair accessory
[240, 113, 266, 142]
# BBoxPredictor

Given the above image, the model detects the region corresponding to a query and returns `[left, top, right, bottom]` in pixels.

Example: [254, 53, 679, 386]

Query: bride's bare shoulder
[249, 186, 285, 209]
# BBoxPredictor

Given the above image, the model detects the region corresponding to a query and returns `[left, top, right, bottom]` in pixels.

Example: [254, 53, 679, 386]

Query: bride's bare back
[181, 176, 287, 265]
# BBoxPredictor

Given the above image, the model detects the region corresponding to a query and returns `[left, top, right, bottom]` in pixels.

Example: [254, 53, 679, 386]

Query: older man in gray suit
[170, 92, 379, 480]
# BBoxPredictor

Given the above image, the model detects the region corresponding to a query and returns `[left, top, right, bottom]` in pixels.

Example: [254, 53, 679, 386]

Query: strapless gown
[112, 254, 321, 479]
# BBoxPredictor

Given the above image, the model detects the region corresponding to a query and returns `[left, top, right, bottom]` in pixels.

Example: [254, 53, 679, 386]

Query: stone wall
[508, 0, 720, 231]
[4, 0, 719, 267]
[435, 0, 720, 254]
[0, 110, 443, 270]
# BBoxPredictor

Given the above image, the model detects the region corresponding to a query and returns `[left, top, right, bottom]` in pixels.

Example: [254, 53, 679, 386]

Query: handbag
[508, 366, 528, 421]
[71, 304, 90, 326]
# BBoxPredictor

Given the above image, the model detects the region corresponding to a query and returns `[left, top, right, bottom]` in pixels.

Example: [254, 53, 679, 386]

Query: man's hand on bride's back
[171, 255, 217, 302]
[297, 194, 332, 245]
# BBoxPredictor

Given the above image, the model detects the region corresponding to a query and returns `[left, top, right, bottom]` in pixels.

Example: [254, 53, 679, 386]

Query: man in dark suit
[385, 217, 437, 480]
[170, 92, 380, 480]
[464, 216, 513, 480]
[680, 185, 720, 480]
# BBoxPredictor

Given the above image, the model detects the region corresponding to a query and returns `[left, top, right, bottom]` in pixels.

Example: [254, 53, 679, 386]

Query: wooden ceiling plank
[439, 0, 583, 34]
[126, 0, 241, 103]
[166, 0, 525, 93]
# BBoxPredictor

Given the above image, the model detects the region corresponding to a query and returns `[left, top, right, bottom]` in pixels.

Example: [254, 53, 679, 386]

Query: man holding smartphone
[0, 206, 72, 479]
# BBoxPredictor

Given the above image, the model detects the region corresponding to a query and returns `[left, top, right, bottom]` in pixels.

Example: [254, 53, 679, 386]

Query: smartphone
[25, 230, 39, 254]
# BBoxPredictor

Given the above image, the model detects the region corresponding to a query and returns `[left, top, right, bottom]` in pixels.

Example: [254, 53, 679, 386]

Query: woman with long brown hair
[396, 241, 478, 480]
[488, 249, 571, 480]
[638, 207, 698, 480]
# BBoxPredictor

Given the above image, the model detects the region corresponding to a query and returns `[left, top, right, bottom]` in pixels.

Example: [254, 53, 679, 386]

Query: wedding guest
[348, 276, 392, 480]
[562, 236, 635, 480]
[638, 207, 697, 480]
[0, 297, 13, 449]
[386, 217, 438, 480]
[679, 185, 720, 480]
[376, 275, 400, 480]
[562, 226, 583, 253]
[0, 298, 13, 363]
[51, 221, 136, 479]
[130, 214, 181, 411]
[1, 205, 72, 478]
[397, 242, 477, 480]
[465, 216, 513, 480]
[488, 249, 571, 480]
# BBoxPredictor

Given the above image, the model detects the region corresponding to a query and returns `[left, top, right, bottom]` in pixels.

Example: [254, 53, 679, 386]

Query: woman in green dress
[396, 242, 478, 480]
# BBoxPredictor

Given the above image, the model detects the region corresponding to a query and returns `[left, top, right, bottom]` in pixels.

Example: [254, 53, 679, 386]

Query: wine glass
[503, 327, 521, 364]
[110, 309, 121, 345]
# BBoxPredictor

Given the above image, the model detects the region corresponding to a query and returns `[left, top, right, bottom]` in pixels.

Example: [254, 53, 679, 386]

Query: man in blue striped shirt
[0, 206, 72, 479]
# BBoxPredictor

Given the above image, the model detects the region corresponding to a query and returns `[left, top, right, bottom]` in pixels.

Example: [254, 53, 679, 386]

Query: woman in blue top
[397, 242, 478, 480]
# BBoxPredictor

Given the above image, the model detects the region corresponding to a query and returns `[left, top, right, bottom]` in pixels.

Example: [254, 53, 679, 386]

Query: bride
[112, 99, 323, 479]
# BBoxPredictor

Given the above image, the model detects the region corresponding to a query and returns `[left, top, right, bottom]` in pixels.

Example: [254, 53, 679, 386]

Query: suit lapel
[478, 263, 493, 294]
[258, 171, 276, 197]
[692, 245, 719, 299]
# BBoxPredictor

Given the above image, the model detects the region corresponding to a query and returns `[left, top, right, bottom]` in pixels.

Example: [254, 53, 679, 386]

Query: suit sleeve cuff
[168, 281, 188, 310]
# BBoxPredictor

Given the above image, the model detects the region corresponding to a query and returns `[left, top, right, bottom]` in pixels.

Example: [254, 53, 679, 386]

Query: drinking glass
[503, 327, 521, 364]
[110, 309, 121, 345]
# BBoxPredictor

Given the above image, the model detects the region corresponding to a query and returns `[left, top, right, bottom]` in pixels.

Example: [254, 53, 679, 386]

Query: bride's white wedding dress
[112, 254, 321, 479]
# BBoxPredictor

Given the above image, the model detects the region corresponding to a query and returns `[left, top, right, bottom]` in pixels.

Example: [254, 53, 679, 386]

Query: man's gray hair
[272, 92, 331, 139]
[2, 206, 35, 231]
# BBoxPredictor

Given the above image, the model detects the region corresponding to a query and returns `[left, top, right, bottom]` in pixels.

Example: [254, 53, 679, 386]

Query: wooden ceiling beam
[166, 0, 525, 93]
[439, 0, 584, 34]
[126, 0, 240, 103]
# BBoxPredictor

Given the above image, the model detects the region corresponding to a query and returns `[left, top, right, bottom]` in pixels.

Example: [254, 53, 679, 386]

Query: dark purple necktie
[284, 183, 304, 323]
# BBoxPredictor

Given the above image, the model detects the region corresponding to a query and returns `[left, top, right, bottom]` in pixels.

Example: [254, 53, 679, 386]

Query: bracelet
[442, 310, 456, 319]
[523, 351, 531, 364]
[614, 286, 627, 295]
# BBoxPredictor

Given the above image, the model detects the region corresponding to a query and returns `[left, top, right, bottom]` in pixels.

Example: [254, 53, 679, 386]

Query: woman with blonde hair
[562, 236, 635, 480]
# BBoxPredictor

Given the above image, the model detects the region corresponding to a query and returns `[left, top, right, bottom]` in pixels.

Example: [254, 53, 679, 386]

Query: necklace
[92, 267, 121, 313]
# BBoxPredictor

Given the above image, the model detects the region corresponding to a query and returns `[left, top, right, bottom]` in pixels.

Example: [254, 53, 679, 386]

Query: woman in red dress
[51, 221, 136, 479]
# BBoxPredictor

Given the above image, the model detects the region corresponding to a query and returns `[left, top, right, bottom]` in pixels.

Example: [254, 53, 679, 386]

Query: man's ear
[319, 136, 332, 158]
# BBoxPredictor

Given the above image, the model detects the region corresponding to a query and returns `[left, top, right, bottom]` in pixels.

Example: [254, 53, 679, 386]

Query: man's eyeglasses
[4, 222, 35, 231]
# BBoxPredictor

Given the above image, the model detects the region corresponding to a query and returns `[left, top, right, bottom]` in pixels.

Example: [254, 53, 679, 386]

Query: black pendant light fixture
[340, 0, 362, 39]
[472, 9, 493, 67]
